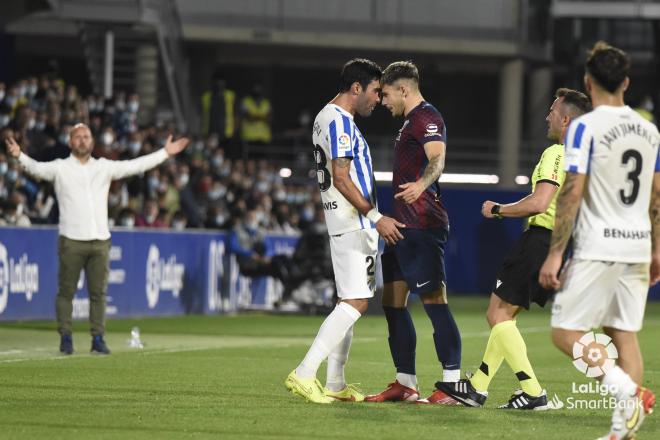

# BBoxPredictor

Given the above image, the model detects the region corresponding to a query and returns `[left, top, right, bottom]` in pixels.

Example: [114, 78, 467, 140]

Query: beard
[71, 145, 92, 158]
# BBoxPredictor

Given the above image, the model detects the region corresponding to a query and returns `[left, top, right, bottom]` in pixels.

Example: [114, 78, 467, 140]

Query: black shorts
[382, 227, 448, 295]
[494, 226, 554, 309]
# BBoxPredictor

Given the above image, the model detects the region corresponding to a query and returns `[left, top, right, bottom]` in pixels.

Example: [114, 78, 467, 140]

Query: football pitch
[0, 297, 658, 440]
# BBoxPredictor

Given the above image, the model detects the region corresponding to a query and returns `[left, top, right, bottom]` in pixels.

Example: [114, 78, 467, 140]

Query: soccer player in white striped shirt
[540, 42, 658, 439]
[285, 58, 405, 403]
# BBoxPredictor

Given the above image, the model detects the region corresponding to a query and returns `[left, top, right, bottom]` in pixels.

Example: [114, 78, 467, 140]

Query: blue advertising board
[0, 193, 658, 322]
[0, 226, 299, 320]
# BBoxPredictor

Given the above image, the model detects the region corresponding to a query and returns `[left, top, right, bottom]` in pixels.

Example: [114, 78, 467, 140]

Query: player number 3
[620, 149, 642, 205]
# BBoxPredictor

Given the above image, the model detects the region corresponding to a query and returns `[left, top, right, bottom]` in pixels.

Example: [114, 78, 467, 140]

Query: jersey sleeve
[411, 111, 446, 146]
[536, 146, 563, 186]
[564, 119, 592, 174]
[328, 113, 355, 159]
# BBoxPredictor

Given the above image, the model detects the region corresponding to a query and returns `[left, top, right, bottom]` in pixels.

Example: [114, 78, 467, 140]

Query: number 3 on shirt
[620, 149, 642, 205]
[314, 145, 331, 192]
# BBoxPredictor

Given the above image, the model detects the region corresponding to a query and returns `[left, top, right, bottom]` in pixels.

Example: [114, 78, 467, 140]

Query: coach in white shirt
[5, 124, 189, 354]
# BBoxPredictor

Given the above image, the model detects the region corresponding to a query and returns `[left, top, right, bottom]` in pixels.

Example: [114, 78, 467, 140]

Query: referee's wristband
[491, 204, 503, 219]
[366, 208, 383, 224]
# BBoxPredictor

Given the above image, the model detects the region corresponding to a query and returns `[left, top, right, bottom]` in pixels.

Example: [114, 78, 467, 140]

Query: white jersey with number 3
[312, 104, 377, 236]
[564, 105, 660, 262]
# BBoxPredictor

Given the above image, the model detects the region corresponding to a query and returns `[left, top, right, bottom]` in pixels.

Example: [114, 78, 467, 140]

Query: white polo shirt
[18, 149, 169, 241]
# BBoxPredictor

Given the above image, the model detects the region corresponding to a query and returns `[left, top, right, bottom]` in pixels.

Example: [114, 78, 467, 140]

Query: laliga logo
[145, 245, 185, 309]
[0, 242, 40, 314]
[207, 240, 225, 312]
[0, 243, 9, 313]
[572, 332, 618, 378]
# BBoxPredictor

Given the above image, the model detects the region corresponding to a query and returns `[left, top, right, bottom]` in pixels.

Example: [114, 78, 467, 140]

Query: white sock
[602, 366, 638, 401]
[325, 325, 353, 392]
[296, 302, 361, 379]
[396, 372, 417, 390]
[443, 369, 461, 383]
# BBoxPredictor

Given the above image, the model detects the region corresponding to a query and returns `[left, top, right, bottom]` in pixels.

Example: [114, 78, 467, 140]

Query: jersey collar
[328, 103, 354, 119]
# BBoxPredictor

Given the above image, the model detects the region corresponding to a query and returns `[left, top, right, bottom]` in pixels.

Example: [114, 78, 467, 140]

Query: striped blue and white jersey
[564, 105, 660, 262]
[312, 103, 377, 236]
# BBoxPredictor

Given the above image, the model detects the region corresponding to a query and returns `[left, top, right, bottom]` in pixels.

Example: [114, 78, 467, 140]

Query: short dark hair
[585, 41, 630, 93]
[380, 61, 419, 86]
[339, 58, 382, 93]
[555, 88, 592, 117]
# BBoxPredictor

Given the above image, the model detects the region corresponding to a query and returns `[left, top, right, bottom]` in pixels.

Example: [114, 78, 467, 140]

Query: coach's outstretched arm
[332, 157, 405, 245]
[6, 136, 57, 182]
[108, 134, 190, 180]
[538, 172, 586, 289]
[394, 140, 445, 205]
[650, 172, 660, 285]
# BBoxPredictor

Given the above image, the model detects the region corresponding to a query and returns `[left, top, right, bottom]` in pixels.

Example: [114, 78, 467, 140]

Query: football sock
[470, 322, 505, 392]
[423, 304, 462, 376]
[396, 372, 418, 390]
[383, 306, 417, 375]
[443, 369, 460, 383]
[495, 320, 543, 397]
[602, 366, 638, 402]
[296, 302, 361, 379]
[325, 325, 353, 392]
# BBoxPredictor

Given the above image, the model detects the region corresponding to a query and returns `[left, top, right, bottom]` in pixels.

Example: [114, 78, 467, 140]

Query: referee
[435, 88, 591, 409]
[6, 124, 189, 354]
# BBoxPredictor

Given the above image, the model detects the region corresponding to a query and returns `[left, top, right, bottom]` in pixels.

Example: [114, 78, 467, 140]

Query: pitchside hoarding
[0, 227, 297, 320]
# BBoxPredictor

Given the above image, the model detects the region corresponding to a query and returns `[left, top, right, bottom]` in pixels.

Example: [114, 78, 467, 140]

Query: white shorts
[329, 229, 378, 300]
[551, 259, 650, 332]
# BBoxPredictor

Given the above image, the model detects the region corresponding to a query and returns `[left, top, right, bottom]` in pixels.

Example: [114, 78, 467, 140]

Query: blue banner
[0, 227, 301, 321]
[0, 211, 657, 321]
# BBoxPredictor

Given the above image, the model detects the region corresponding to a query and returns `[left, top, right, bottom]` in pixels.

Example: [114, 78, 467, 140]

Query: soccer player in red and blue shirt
[365, 61, 462, 404]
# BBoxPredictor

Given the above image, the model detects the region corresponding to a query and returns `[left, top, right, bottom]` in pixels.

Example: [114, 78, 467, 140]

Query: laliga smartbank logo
[572, 332, 618, 378]
[543, 332, 628, 411]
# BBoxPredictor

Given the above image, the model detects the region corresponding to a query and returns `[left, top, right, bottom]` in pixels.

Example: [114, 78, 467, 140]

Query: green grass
[0, 296, 658, 439]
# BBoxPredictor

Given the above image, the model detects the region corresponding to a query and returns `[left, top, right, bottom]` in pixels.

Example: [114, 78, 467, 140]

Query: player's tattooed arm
[539, 172, 585, 289]
[331, 157, 371, 214]
[420, 151, 445, 189]
[395, 141, 445, 205]
[548, 172, 586, 255]
[335, 158, 352, 168]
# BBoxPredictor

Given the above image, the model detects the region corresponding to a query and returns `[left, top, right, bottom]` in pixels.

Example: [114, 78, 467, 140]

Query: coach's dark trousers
[56, 236, 110, 336]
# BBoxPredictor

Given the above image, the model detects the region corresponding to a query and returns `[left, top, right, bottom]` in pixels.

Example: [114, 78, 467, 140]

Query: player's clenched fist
[481, 200, 497, 218]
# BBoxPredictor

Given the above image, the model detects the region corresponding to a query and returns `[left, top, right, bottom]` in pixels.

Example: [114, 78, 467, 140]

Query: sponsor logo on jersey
[323, 201, 338, 210]
[338, 133, 351, 152]
[426, 123, 438, 134]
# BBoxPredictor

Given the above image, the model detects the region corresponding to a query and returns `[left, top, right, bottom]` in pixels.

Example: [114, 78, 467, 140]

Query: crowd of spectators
[0, 74, 319, 234]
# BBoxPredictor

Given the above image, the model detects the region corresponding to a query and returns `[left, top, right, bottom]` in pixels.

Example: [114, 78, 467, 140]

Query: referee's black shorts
[493, 225, 554, 309]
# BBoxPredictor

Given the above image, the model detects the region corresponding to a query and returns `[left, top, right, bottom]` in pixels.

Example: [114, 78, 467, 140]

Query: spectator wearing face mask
[229, 209, 291, 283]
[115, 93, 139, 137]
[41, 123, 72, 161]
[116, 207, 137, 228]
[1, 199, 31, 226]
[136, 198, 165, 228]
[171, 210, 188, 231]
